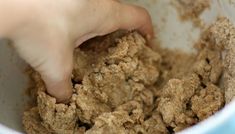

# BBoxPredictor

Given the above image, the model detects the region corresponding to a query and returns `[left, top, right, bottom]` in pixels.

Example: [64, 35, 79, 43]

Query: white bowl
[1, 0, 235, 133]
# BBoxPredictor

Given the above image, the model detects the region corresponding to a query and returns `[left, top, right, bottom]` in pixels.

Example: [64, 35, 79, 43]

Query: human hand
[6, 0, 153, 102]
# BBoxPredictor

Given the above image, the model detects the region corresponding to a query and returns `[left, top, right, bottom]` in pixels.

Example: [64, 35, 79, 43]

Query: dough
[23, 30, 225, 134]
[173, 0, 210, 19]
[173, 0, 211, 27]
[203, 18, 235, 103]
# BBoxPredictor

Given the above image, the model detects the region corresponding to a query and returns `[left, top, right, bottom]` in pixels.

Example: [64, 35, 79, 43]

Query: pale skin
[0, 0, 153, 102]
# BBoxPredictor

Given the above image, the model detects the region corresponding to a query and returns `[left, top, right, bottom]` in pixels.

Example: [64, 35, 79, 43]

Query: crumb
[157, 74, 200, 132]
[23, 108, 52, 134]
[191, 83, 224, 120]
[37, 92, 78, 134]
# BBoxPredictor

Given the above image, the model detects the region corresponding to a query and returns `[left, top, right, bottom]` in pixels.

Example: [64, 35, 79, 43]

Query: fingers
[75, 1, 154, 46]
[97, 1, 154, 39]
[116, 3, 154, 38]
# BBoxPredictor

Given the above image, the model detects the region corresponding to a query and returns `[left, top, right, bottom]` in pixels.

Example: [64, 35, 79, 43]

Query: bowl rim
[179, 100, 235, 134]
[0, 124, 22, 134]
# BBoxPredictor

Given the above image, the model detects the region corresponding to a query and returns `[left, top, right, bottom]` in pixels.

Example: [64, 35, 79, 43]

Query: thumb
[14, 38, 73, 103]
[39, 44, 73, 103]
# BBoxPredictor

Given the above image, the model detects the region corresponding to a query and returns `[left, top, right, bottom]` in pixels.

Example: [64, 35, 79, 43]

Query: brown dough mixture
[23, 27, 225, 134]
[172, 0, 211, 27]
[203, 18, 235, 103]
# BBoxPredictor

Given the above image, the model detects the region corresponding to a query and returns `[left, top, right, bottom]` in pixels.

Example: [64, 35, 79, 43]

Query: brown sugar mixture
[173, 0, 210, 19]
[172, 0, 211, 27]
[22, 19, 228, 133]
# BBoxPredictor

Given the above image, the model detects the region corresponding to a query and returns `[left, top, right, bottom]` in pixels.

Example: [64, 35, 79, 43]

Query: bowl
[1, 0, 235, 133]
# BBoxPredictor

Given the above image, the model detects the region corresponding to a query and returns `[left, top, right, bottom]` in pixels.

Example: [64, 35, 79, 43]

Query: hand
[7, 0, 153, 102]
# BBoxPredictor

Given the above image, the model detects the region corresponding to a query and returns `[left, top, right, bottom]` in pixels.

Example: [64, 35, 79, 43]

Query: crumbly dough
[172, 0, 211, 27]
[23, 29, 225, 134]
[202, 18, 235, 103]
[173, 0, 210, 18]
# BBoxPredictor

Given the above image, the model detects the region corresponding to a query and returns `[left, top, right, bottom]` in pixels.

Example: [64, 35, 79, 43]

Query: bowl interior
[0, 0, 234, 133]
